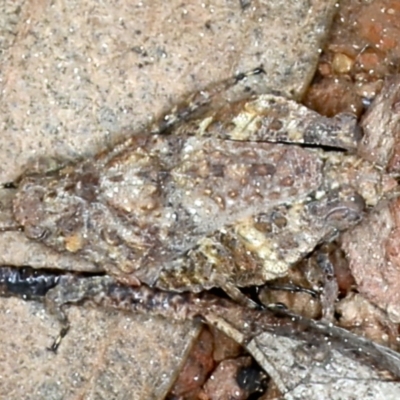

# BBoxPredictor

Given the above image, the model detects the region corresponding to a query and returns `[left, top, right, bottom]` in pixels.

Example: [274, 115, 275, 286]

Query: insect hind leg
[153, 66, 265, 134]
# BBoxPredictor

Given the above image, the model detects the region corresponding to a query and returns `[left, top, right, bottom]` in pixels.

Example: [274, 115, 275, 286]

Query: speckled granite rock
[0, 298, 200, 400]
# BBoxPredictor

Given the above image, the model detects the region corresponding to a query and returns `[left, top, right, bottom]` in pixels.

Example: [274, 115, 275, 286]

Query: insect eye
[25, 225, 49, 241]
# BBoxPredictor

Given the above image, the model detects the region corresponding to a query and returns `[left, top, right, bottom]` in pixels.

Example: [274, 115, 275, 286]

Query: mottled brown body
[12, 93, 396, 294]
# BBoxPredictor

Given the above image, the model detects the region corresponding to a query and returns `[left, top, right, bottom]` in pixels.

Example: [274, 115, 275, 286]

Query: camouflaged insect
[12, 75, 397, 300]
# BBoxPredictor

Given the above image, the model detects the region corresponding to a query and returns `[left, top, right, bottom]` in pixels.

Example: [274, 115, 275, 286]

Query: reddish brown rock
[169, 327, 215, 398]
[203, 357, 266, 400]
[359, 75, 400, 173]
[342, 198, 400, 323]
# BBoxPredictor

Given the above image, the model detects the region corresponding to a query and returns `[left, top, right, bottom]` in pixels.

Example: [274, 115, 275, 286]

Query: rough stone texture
[339, 74, 400, 324]
[203, 356, 256, 400]
[0, 297, 199, 400]
[0, 0, 338, 398]
[359, 75, 400, 173]
[169, 327, 215, 397]
[342, 198, 400, 324]
[304, 0, 400, 118]
[249, 331, 400, 399]
[336, 292, 399, 349]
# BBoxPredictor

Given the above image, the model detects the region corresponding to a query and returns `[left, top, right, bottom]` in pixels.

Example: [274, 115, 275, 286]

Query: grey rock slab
[249, 331, 400, 400]
[0, 297, 200, 400]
